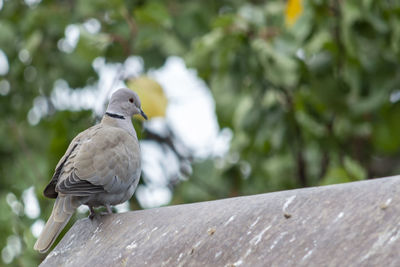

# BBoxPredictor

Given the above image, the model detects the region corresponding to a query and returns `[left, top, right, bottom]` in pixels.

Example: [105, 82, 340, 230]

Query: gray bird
[34, 88, 147, 253]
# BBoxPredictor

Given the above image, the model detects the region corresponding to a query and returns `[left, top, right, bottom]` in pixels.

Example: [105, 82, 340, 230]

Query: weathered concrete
[40, 176, 400, 267]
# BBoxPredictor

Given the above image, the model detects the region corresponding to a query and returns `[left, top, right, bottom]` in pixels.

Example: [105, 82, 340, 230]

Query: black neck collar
[105, 112, 125, 120]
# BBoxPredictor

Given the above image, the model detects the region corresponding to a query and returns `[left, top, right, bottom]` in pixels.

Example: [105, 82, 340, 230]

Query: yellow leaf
[127, 76, 168, 120]
[285, 0, 303, 27]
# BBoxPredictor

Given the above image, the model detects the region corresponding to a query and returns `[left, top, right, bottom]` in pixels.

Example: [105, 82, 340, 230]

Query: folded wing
[44, 125, 140, 198]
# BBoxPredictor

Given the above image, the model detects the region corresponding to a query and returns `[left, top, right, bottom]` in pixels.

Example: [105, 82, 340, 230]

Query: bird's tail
[34, 196, 78, 253]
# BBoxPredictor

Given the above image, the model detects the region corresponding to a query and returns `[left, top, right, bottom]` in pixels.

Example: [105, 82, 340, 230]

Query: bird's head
[107, 88, 148, 120]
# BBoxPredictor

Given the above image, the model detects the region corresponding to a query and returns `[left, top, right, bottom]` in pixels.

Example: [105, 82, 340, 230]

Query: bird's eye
[129, 98, 134, 103]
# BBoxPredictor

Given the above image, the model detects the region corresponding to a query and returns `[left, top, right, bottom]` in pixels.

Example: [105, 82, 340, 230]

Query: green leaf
[343, 157, 366, 180]
[134, 2, 172, 28]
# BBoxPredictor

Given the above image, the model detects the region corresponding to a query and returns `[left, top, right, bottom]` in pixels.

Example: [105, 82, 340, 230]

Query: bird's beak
[140, 109, 148, 120]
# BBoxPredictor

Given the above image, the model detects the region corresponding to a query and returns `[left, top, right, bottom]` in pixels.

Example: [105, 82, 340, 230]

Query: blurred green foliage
[1, 0, 400, 265]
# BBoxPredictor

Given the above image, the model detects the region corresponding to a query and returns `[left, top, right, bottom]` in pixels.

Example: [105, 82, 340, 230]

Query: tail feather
[34, 196, 77, 253]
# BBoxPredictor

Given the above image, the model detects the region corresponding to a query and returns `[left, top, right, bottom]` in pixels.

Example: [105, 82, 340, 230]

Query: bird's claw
[89, 206, 97, 220]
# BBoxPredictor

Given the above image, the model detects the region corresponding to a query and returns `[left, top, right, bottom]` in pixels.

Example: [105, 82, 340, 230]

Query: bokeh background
[1, 0, 400, 265]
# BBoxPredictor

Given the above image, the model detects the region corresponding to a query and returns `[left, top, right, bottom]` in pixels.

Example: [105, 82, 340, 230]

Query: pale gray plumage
[34, 88, 147, 253]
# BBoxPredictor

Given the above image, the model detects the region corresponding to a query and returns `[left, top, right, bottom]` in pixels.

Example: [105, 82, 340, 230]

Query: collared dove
[34, 88, 147, 253]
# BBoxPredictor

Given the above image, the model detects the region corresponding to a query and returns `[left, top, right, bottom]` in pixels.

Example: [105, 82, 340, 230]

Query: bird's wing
[55, 125, 140, 196]
[43, 125, 101, 198]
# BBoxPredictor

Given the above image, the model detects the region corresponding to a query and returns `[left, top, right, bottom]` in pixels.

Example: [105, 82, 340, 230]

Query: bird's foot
[89, 206, 97, 220]
[88, 205, 113, 218]
[106, 204, 112, 214]
[98, 204, 113, 216]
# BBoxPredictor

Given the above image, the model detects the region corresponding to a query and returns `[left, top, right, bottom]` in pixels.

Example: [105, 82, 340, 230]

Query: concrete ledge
[40, 176, 400, 267]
